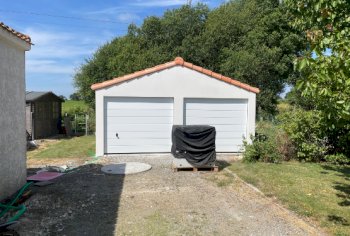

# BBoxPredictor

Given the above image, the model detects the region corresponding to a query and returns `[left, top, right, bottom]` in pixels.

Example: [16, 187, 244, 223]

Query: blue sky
[1, 0, 227, 98]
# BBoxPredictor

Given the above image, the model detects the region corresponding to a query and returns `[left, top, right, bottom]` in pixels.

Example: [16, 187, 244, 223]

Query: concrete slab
[101, 162, 152, 175]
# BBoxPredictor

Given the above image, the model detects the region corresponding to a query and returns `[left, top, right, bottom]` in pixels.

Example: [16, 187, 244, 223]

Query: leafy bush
[62, 100, 88, 115]
[278, 108, 328, 162]
[275, 130, 296, 161]
[243, 133, 279, 163]
[62, 101, 95, 133]
[325, 154, 350, 165]
[246, 106, 349, 164]
[243, 121, 295, 163]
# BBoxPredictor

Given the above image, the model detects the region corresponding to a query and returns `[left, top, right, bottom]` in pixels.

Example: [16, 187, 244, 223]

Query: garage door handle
[116, 133, 119, 139]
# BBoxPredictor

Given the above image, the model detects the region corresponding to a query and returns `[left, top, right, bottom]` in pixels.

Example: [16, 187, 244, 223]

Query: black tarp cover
[171, 125, 216, 167]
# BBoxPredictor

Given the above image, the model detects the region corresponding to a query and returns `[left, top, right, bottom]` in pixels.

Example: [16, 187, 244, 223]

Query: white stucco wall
[95, 66, 256, 156]
[0, 29, 30, 200]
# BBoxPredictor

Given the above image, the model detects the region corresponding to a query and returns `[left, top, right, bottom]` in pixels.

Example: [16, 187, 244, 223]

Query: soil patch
[10, 155, 325, 235]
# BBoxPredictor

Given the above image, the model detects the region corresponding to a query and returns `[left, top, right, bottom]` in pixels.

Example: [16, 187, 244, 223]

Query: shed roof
[91, 57, 260, 93]
[26, 91, 64, 102]
[0, 22, 32, 44]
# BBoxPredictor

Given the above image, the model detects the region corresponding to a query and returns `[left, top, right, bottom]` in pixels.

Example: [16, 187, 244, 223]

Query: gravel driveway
[14, 154, 325, 235]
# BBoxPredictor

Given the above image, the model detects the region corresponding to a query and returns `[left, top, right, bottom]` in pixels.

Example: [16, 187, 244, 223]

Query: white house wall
[95, 66, 256, 156]
[0, 31, 30, 200]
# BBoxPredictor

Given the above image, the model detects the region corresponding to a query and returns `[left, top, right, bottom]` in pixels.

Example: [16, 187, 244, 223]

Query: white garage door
[105, 97, 173, 153]
[184, 98, 248, 152]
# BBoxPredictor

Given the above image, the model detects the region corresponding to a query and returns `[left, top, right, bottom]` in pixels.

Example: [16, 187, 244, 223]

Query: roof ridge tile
[0, 22, 32, 44]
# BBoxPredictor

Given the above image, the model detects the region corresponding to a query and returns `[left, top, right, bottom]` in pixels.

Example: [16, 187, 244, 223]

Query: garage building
[91, 57, 259, 156]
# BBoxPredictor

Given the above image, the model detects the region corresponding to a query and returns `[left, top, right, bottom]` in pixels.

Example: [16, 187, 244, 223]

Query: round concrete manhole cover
[101, 162, 152, 175]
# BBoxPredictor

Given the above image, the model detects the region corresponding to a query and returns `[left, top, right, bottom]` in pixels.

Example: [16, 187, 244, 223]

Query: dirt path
[14, 155, 325, 235]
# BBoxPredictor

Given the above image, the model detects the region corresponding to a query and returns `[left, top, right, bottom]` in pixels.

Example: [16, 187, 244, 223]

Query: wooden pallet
[172, 164, 219, 172]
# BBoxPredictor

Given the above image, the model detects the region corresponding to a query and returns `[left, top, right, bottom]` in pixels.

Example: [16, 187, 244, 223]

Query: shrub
[324, 154, 350, 165]
[243, 121, 295, 163]
[243, 133, 281, 163]
[62, 101, 95, 133]
[275, 130, 296, 161]
[278, 108, 328, 162]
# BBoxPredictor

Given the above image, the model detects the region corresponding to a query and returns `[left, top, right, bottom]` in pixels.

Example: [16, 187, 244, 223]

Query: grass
[27, 135, 95, 160]
[207, 171, 235, 187]
[229, 161, 350, 236]
[62, 100, 89, 115]
[143, 212, 171, 235]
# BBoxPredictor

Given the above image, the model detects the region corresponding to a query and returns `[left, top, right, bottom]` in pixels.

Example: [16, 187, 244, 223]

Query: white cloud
[23, 27, 114, 88]
[130, 0, 206, 7]
[24, 28, 99, 59]
[83, 7, 140, 23]
[117, 13, 141, 22]
[86, 7, 123, 15]
[26, 59, 75, 74]
[132, 0, 189, 7]
[25, 29, 73, 45]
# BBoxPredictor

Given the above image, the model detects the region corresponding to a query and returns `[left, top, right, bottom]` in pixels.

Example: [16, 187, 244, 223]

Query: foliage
[325, 154, 350, 165]
[245, 102, 349, 164]
[74, 1, 304, 117]
[243, 121, 294, 163]
[229, 162, 350, 236]
[74, 4, 209, 108]
[59, 95, 67, 101]
[284, 87, 316, 110]
[285, 0, 350, 156]
[215, 0, 305, 117]
[69, 92, 81, 101]
[62, 100, 95, 133]
[278, 108, 328, 162]
[62, 100, 89, 115]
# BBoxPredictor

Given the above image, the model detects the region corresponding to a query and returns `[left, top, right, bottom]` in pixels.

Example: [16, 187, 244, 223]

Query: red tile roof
[0, 22, 32, 44]
[91, 57, 260, 93]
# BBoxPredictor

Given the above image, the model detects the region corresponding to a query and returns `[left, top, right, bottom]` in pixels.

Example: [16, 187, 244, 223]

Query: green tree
[74, 5, 209, 107]
[285, 0, 350, 156]
[69, 92, 81, 101]
[210, 0, 304, 117]
[59, 95, 67, 101]
[74, 1, 304, 117]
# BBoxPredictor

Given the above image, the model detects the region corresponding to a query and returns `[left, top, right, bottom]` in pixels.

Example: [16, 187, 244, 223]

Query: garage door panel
[106, 131, 172, 139]
[185, 117, 246, 125]
[107, 109, 173, 117]
[107, 124, 172, 132]
[185, 98, 247, 152]
[105, 97, 173, 153]
[204, 125, 246, 132]
[217, 144, 244, 152]
[186, 102, 247, 111]
[216, 132, 246, 139]
[186, 110, 247, 118]
[107, 145, 170, 153]
[186, 98, 247, 104]
[214, 138, 246, 145]
[107, 138, 171, 146]
[106, 98, 173, 110]
[105, 116, 172, 124]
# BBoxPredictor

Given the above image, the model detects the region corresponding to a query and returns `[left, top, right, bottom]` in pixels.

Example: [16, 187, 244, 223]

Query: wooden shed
[26, 91, 63, 139]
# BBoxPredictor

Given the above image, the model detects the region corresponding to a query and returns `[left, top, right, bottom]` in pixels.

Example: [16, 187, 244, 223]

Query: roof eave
[0, 22, 32, 46]
[91, 57, 260, 94]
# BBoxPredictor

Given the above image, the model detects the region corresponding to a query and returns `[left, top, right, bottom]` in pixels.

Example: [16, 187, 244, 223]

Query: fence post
[74, 114, 76, 134]
[85, 114, 89, 136]
[31, 111, 34, 140]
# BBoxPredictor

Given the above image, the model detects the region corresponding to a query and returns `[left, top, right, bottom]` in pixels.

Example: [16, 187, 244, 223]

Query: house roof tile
[0, 22, 32, 44]
[91, 57, 260, 93]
